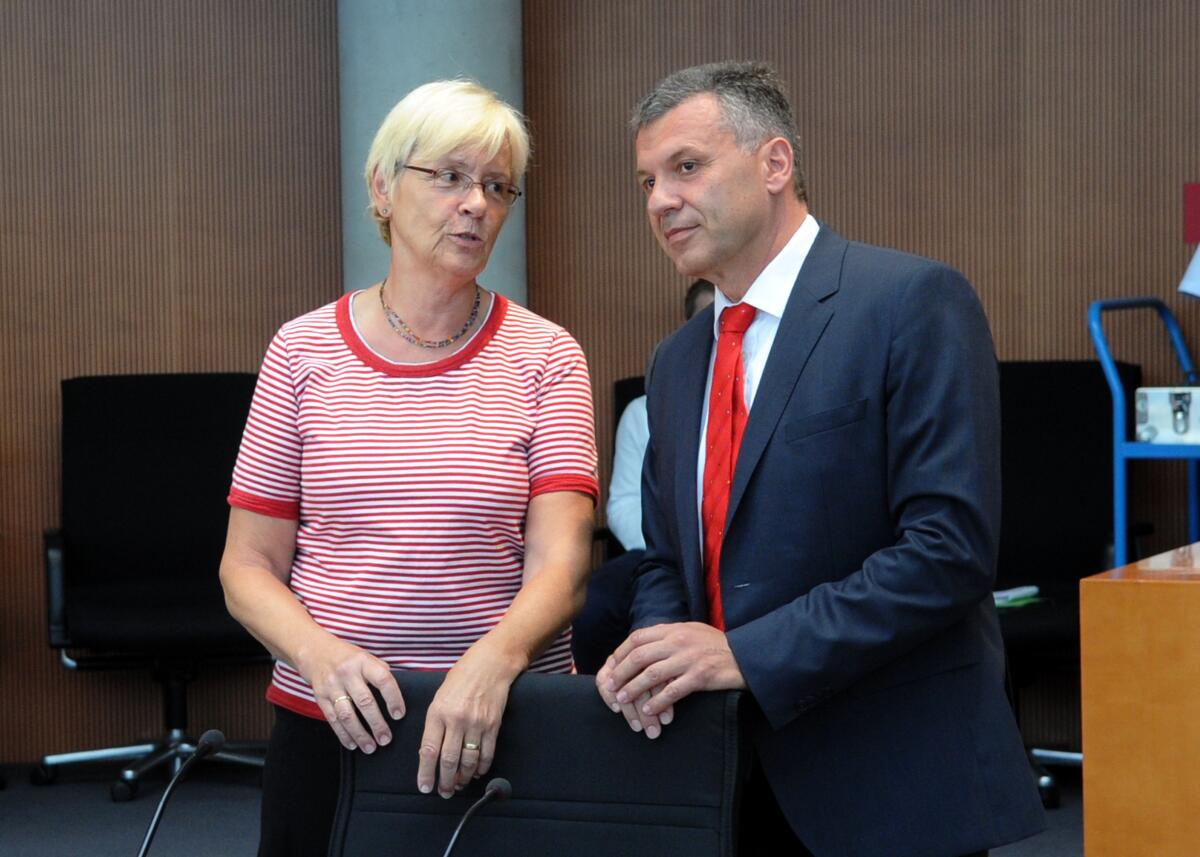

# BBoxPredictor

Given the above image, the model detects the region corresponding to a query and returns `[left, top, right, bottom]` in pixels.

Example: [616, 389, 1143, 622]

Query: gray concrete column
[338, 0, 526, 303]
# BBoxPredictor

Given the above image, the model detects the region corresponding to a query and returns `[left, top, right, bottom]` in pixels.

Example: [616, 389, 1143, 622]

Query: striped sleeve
[228, 328, 303, 519]
[528, 330, 599, 502]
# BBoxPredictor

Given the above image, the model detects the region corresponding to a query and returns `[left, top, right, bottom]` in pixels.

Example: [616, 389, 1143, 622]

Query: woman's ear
[371, 168, 392, 208]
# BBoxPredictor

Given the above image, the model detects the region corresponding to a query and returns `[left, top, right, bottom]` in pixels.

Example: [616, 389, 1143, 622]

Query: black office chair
[331, 671, 744, 856]
[33, 373, 269, 800]
[995, 359, 1141, 807]
[612, 375, 647, 430]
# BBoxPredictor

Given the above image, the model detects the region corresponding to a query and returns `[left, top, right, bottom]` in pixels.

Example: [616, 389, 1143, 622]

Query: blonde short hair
[364, 79, 531, 245]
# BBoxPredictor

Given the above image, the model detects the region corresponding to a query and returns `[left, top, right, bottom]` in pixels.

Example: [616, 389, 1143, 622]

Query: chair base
[31, 664, 266, 801]
[33, 727, 265, 801]
[1028, 747, 1081, 810]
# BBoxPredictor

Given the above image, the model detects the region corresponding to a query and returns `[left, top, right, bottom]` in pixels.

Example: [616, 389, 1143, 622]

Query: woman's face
[385, 142, 514, 285]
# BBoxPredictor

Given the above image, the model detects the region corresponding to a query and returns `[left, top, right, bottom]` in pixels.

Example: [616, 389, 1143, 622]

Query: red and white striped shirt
[229, 291, 599, 718]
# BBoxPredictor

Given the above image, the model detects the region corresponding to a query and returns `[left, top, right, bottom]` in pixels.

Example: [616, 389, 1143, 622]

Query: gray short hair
[631, 62, 807, 203]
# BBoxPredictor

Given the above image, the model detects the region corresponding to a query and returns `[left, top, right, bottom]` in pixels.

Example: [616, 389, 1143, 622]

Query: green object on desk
[994, 595, 1044, 609]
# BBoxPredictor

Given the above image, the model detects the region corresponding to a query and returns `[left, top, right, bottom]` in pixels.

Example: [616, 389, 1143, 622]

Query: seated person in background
[572, 279, 713, 674]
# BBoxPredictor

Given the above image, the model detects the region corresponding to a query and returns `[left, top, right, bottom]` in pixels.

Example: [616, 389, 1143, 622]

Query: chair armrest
[44, 529, 69, 648]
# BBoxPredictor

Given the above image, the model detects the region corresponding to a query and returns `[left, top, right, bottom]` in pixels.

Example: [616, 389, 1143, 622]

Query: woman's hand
[222, 508, 406, 752]
[417, 647, 517, 798]
[411, 490, 592, 797]
[298, 636, 406, 754]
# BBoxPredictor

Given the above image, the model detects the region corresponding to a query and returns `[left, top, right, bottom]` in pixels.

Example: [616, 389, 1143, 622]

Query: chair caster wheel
[111, 779, 138, 802]
[30, 763, 57, 786]
[1037, 774, 1060, 809]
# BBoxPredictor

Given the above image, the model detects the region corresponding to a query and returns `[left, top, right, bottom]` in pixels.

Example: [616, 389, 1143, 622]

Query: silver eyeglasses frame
[401, 164, 522, 207]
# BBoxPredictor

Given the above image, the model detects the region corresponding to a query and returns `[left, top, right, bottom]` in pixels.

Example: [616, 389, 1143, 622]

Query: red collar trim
[336, 290, 507, 377]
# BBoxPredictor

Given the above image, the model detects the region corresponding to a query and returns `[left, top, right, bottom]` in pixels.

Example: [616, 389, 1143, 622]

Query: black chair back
[612, 375, 646, 439]
[331, 670, 743, 856]
[996, 360, 1140, 594]
[58, 373, 260, 652]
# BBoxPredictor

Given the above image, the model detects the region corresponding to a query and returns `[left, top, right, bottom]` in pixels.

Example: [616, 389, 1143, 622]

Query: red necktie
[702, 302, 757, 630]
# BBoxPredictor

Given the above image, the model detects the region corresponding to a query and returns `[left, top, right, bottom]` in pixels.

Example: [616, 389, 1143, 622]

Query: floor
[0, 762, 1081, 856]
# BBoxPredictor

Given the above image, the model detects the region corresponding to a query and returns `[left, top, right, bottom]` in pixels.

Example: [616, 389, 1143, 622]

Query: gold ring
[332, 695, 352, 705]
[463, 741, 480, 751]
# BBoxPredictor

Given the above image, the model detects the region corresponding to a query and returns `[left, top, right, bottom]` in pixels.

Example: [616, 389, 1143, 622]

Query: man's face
[635, 94, 772, 287]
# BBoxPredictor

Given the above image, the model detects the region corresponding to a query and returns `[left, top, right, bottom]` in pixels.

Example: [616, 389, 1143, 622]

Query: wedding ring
[332, 695, 352, 705]
[463, 741, 480, 751]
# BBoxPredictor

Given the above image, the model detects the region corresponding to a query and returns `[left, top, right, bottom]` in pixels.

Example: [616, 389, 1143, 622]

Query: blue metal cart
[1088, 298, 1200, 567]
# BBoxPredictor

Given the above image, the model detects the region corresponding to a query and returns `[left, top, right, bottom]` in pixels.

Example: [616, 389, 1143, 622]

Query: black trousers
[738, 756, 814, 855]
[258, 705, 341, 857]
[738, 757, 988, 857]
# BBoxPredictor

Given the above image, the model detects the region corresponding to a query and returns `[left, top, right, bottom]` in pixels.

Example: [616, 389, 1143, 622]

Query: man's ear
[760, 137, 794, 195]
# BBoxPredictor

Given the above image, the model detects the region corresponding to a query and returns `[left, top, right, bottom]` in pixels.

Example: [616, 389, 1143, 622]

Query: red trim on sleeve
[266, 684, 325, 720]
[228, 488, 300, 520]
[530, 474, 600, 505]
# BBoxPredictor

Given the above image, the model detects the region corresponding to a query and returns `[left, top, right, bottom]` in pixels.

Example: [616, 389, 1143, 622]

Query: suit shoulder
[835, 241, 982, 322]
[643, 309, 711, 389]
[843, 240, 966, 286]
[656, 308, 711, 360]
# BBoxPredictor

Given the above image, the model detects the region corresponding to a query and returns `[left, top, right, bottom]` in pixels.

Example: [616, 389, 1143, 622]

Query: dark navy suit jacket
[631, 225, 1046, 856]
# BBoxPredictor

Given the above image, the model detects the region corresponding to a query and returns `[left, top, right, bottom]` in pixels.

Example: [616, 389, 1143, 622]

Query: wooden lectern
[1080, 544, 1200, 856]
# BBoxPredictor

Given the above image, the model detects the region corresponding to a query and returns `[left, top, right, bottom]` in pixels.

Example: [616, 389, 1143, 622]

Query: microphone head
[196, 729, 226, 757]
[485, 777, 512, 802]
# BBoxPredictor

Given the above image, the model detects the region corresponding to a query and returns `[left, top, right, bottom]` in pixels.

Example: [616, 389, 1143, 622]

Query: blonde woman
[220, 80, 597, 855]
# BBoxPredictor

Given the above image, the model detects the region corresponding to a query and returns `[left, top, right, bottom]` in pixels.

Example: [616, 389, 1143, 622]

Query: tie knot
[720, 303, 757, 334]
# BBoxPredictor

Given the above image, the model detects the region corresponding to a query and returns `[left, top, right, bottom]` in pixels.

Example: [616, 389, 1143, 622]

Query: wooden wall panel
[523, 0, 1200, 559]
[0, 0, 340, 763]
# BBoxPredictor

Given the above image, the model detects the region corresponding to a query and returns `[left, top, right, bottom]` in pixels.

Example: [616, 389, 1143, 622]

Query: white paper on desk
[1179, 245, 1200, 297]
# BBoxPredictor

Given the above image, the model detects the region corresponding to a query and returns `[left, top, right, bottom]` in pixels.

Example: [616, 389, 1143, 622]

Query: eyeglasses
[402, 165, 522, 207]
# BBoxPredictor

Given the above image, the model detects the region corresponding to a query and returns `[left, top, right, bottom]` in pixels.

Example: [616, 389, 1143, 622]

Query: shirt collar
[712, 214, 820, 336]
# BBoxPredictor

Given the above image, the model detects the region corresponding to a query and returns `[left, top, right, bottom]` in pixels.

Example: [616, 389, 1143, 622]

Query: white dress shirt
[696, 215, 820, 530]
[606, 394, 649, 551]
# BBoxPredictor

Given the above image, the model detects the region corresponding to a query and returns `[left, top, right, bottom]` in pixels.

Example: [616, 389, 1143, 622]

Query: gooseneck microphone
[442, 777, 512, 857]
[135, 729, 226, 857]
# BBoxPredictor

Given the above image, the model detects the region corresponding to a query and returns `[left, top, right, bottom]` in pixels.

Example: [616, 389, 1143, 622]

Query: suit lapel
[668, 311, 714, 605]
[727, 227, 848, 523]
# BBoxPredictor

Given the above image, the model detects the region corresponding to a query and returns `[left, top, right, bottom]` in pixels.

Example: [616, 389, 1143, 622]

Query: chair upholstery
[611, 374, 646, 439]
[36, 373, 268, 800]
[330, 670, 744, 857]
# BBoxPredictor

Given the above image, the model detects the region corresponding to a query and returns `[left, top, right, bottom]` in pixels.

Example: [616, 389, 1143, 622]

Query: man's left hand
[605, 622, 747, 718]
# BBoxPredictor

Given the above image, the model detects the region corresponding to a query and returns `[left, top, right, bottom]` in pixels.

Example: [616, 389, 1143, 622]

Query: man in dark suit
[596, 62, 1045, 856]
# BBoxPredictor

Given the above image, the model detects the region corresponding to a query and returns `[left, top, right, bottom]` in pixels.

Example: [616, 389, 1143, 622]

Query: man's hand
[597, 657, 673, 739]
[600, 622, 746, 723]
